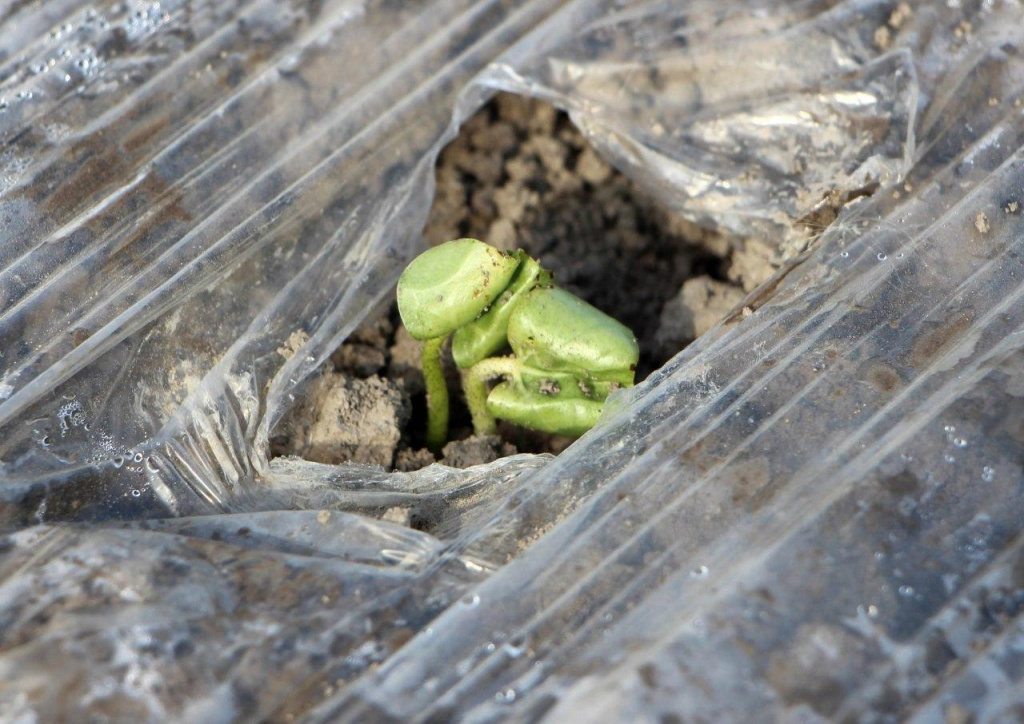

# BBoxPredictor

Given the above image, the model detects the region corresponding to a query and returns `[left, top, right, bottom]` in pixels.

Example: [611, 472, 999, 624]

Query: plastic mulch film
[1, 0, 1023, 721]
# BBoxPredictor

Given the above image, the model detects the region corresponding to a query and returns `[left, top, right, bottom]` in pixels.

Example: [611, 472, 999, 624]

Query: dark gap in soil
[270, 93, 781, 472]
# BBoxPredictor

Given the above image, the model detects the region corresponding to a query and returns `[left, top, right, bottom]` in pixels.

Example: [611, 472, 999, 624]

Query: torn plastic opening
[1, 0, 1023, 720]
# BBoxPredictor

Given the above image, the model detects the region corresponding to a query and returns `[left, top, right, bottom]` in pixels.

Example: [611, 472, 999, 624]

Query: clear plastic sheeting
[0, 458, 549, 721]
[0, 0, 1022, 722]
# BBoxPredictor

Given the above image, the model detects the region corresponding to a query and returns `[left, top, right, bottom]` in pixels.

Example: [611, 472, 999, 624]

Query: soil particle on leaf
[537, 379, 560, 396]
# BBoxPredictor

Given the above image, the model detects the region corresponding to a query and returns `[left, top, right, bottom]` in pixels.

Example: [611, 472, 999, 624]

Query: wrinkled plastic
[2, 0, 1024, 721]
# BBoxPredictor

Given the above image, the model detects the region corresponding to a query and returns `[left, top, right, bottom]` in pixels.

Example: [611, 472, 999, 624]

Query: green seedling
[397, 239, 519, 449]
[397, 238, 639, 449]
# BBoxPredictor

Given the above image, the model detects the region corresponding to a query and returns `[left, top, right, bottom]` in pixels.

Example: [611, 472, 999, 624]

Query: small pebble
[888, 3, 912, 29]
[874, 26, 891, 50]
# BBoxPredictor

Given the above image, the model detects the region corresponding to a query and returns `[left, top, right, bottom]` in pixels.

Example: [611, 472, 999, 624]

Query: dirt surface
[272, 93, 782, 471]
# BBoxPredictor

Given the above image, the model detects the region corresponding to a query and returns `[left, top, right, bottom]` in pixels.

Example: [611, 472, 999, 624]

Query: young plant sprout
[397, 238, 639, 450]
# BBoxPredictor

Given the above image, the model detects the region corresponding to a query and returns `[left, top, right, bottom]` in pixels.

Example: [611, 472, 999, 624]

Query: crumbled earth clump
[441, 435, 517, 469]
[279, 372, 409, 469]
[727, 238, 784, 292]
[394, 447, 436, 473]
[273, 93, 784, 471]
[656, 275, 748, 357]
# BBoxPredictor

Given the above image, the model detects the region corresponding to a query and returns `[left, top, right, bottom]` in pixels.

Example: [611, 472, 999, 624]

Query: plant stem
[463, 357, 521, 435]
[422, 336, 448, 451]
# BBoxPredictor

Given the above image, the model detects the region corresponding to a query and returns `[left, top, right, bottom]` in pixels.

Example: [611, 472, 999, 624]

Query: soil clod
[441, 435, 517, 469]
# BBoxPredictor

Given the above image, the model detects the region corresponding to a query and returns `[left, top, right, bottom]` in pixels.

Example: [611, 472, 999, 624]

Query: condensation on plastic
[1, 0, 1023, 721]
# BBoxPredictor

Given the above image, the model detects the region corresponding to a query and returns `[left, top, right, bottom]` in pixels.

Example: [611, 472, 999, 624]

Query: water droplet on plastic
[839, 250, 849, 258]
[898, 585, 915, 597]
[484, 642, 496, 653]
[856, 603, 879, 619]
[461, 594, 480, 608]
[494, 688, 516, 704]
[944, 453, 956, 464]
[982, 465, 995, 482]
[690, 565, 709, 579]
[40, 436, 51, 447]
[944, 424, 956, 433]
[113, 456, 124, 468]
[145, 456, 159, 473]
[133, 452, 143, 462]
[503, 639, 525, 658]
[877, 252, 887, 261]
[953, 437, 968, 448]
[131, 489, 141, 497]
